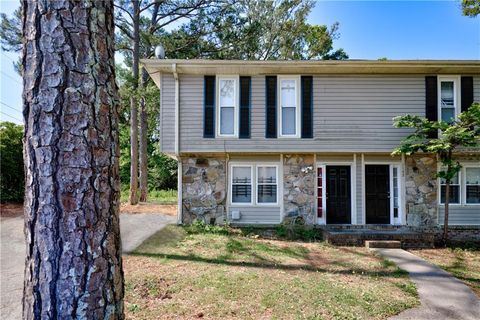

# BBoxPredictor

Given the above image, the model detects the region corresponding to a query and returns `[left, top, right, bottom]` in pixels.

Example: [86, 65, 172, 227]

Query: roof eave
[141, 59, 480, 77]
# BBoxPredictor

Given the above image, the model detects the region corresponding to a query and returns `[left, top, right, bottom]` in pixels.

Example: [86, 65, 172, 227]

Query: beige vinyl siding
[174, 75, 425, 153]
[228, 206, 281, 224]
[160, 73, 175, 153]
[160, 75, 480, 154]
[438, 206, 480, 226]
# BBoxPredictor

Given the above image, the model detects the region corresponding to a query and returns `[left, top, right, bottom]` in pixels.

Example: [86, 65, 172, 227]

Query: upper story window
[438, 77, 459, 123]
[217, 76, 238, 136]
[279, 76, 300, 137]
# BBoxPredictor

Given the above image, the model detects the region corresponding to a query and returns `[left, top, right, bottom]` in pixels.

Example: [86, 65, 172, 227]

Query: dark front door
[365, 165, 390, 224]
[326, 166, 351, 224]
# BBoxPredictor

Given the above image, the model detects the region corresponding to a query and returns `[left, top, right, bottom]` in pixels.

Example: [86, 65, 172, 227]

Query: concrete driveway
[0, 213, 175, 320]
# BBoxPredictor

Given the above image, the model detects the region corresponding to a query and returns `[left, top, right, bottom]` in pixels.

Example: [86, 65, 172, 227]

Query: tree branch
[114, 3, 135, 21]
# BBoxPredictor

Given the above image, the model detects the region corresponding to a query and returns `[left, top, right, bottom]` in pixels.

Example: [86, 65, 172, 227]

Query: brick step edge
[365, 240, 401, 249]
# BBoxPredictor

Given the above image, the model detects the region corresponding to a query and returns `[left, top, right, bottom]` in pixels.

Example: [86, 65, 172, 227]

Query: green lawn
[120, 188, 177, 204]
[123, 225, 419, 319]
[412, 246, 480, 297]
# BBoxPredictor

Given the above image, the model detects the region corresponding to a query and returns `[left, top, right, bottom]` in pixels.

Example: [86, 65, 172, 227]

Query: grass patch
[120, 188, 177, 204]
[412, 245, 480, 297]
[124, 225, 418, 319]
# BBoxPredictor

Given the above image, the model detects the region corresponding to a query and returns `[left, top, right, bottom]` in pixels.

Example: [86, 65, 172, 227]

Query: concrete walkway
[120, 213, 175, 253]
[0, 213, 175, 320]
[375, 248, 480, 320]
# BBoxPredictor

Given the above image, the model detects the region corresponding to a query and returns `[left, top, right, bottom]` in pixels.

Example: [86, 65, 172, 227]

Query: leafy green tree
[0, 122, 24, 202]
[0, 7, 22, 73]
[160, 0, 347, 60]
[392, 103, 480, 243]
[462, 0, 480, 17]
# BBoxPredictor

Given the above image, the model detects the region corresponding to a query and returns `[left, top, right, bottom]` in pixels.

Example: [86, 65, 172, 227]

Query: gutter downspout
[172, 63, 182, 225]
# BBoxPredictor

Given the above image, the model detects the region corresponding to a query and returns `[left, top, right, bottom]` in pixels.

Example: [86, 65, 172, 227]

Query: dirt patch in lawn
[120, 203, 176, 216]
[124, 226, 418, 319]
[411, 247, 480, 297]
[1, 202, 177, 218]
[0, 203, 23, 218]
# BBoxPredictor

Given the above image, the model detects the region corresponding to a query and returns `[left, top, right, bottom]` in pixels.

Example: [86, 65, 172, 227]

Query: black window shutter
[203, 75, 215, 138]
[461, 76, 473, 113]
[265, 76, 277, 138]
[239, 76, 251, 139]
[301, 76, 313, 138]
[425, 76, 438, 138]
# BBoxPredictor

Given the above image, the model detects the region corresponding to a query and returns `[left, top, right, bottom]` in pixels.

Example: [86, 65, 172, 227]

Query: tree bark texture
[139, 96, 148, 202]
[129, 0, 140, 205]
[129, 96, 139, 204]
[22, 1, 124, 318]
[443, 182, 450, 243]
[138, 2, 161, 202]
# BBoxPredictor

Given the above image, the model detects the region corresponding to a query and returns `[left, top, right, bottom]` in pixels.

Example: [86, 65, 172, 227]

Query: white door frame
[363, 161, 404, 225]
[316, 157, 357, 225]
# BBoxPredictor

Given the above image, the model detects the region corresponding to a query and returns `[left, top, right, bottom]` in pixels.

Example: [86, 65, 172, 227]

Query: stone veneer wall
[181, 157, 226, 224]
[405, 154, 437, 227]
[283, 154, 316, 225]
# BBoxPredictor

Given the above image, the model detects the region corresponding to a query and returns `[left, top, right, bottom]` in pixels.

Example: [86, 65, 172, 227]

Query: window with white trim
[231, 166, 252, 204]
[218, 77, 237, 136]
[257, 166, 278, 204]
[439, 78, 459, 123]
[466, 167, 480, 204]
[279, 77, 299, 137]
[440, 171, 460, 204]
[393, 167, 399, 218]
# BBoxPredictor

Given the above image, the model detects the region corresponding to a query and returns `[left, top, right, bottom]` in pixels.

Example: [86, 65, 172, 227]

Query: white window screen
[232, 166, 251, 203]
[219, 79, 235, 135]
[281, 79, 296, 136]
[466, 168, 480, 204]
[257, 166, 277, 203]
[440, 81, 455, 123]
[440, 171, 460, 204]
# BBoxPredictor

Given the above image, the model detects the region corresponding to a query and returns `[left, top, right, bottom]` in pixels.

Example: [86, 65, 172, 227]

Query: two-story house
[142, 59, 479, 237]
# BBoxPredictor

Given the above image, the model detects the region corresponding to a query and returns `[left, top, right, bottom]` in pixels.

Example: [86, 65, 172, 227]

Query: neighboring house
[142, 59, 480, 233]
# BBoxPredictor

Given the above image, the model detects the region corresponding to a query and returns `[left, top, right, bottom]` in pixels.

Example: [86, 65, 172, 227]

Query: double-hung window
[279, 77, 300, 137]
[466, 167, 480, 204]
[230, 164, 278, 205]
[440, 171, 460, 204]
[231, 166, 252, 204]
[218, 77, 238, 136]
[439, 77, 459, 123]
[257, 166, 278, 204]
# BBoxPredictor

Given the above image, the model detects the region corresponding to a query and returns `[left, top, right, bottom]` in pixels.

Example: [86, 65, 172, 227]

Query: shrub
[0, 122, 24, 202]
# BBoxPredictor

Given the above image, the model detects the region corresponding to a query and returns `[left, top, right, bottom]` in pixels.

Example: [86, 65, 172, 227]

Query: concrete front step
[365, 240, 401, 249]
[321, 228, 435, 248]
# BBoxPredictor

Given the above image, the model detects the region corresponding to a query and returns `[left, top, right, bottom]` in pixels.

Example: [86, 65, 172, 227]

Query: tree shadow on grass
[130, 250, 411, 279]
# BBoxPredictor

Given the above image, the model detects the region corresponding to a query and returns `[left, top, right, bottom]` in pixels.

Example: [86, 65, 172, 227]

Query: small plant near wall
[392, 103, 480, 244]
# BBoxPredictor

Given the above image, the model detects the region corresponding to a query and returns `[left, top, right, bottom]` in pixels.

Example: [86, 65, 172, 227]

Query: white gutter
[172, 63, 182, 224]
[173, 63, 179, 156]
[177, 160, 182, 225]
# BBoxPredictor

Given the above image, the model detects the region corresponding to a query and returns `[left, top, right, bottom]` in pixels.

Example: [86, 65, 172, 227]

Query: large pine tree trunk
[129, 0, 140, 205]
[22, 1, 124, 318]
[139, 96, 148, 202]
